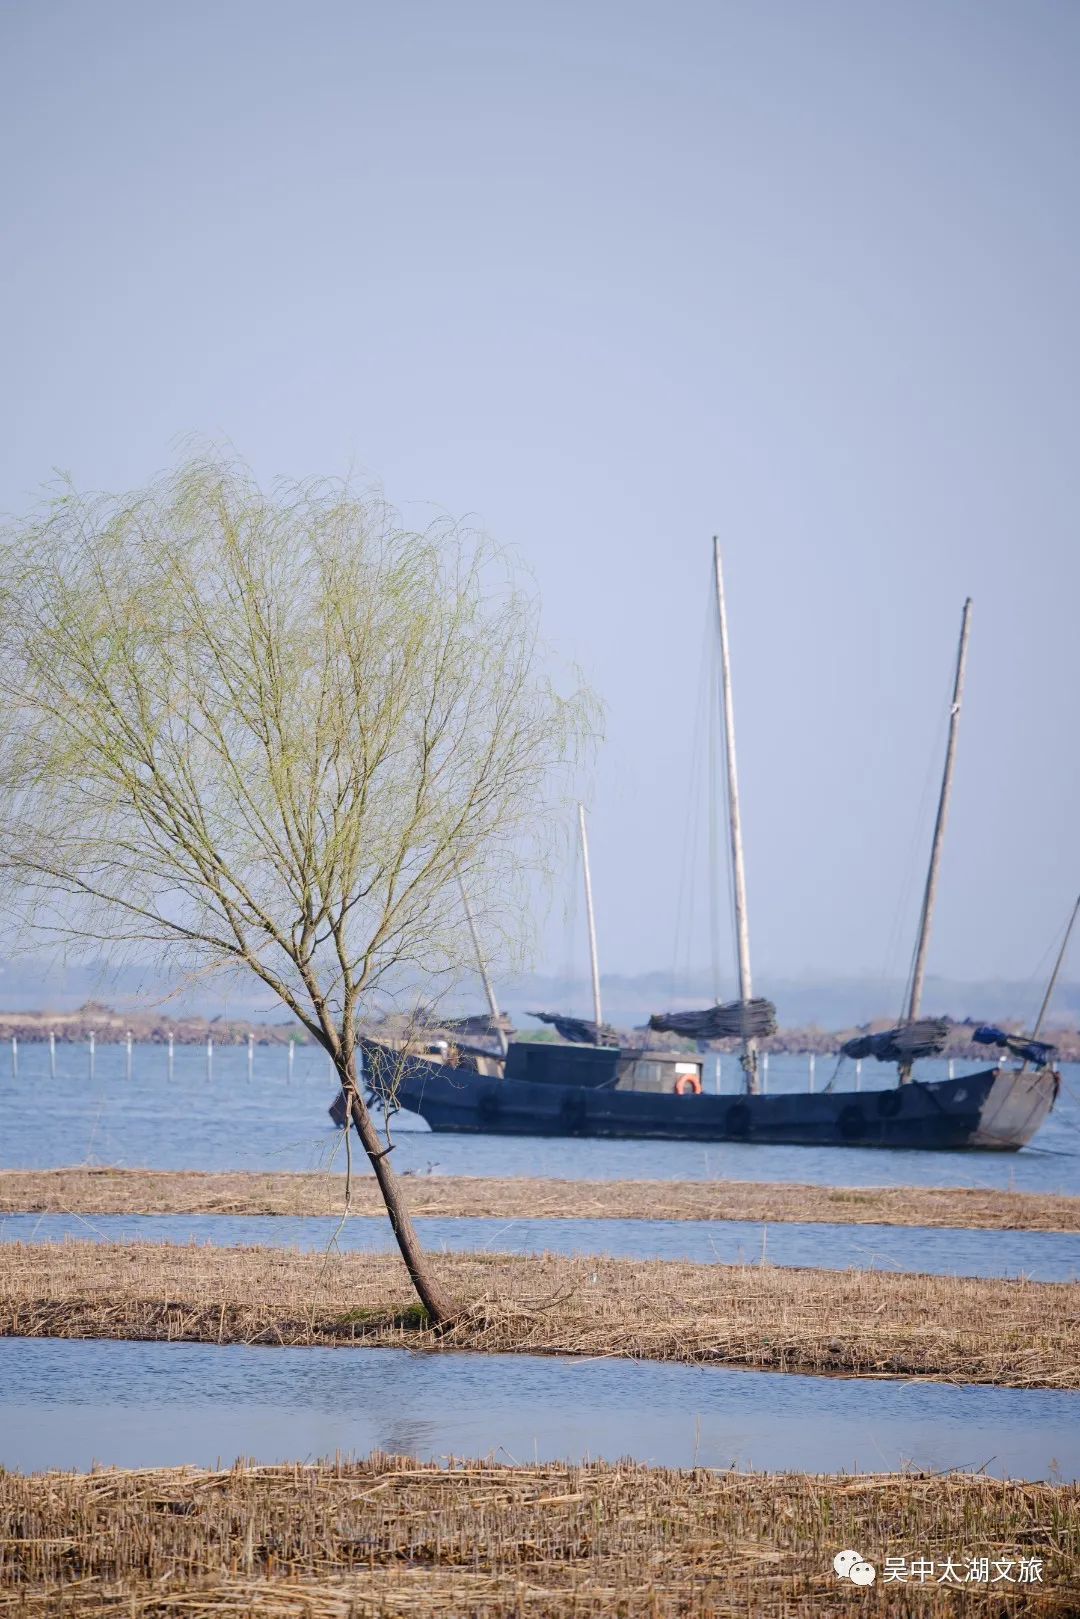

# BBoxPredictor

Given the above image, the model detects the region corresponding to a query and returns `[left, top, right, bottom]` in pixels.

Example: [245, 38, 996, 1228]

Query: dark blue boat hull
[335, 1050, 1058, 1152]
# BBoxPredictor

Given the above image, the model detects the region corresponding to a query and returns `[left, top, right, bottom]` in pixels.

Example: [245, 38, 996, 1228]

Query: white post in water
[89, 1030, 95, 1080]
[287, 1039, 295, 1082]
[10, 1035, 17, 1077]
[713, 538, 758, 1094]
[125, 1030, 133, 1081]
[206, 1036, 213, 1081]
[247, 1031, 254, 1081]
[578, 802, 604, 1037]
[49, 1030, 56, 1079]
[855, 1058, 862, 1091]
[167, 1031, 174, 1080]
[948, 1057, 955, 1080]
[901, 598, 972, 1082]
[761, 1050, 769, 1092]
[715, 1055, 722, 1094]
[808, 1052, 815, 1093]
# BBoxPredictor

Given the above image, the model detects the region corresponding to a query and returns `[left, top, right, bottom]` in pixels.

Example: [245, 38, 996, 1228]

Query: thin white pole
[948, 1057, 955, 1080]
[761, 1050, 769, 1093]
[1032, 892, 1080, 1040]
[456, 869, 509, 1057]
[49, 1030, 56, 1079]
[808, 1052, 815, 1093]
[713, 539, 758, 1094]
[247, 1031, 255, 1081]
[287, 1039, 294, 1082]
[206, 1035, 213, 1081]
[11, 1035, 17, 1077]
[902, 598, 972, 1081]
[167, 1031, 174, 1080]
[855, 1058, 862, 1092]
[125, 1030, 133, 1081]
[715, 1055, 722, 1094]
[89, 1030, 95, 1080]
[578, 802, 604, 1036]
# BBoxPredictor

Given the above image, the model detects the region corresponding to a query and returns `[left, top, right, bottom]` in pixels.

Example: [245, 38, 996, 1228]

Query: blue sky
[1, 0, 1077, 994]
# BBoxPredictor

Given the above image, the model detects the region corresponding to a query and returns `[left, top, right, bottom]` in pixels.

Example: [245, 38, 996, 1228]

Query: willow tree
[0, 457, 590, 1323]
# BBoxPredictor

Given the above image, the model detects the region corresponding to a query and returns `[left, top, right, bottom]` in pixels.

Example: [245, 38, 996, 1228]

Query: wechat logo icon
[834, 1549, 877, 1586]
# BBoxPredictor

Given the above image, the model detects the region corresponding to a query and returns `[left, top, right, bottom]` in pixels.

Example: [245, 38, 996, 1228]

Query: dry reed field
[2, 1240, 1078, 1387]
[1, 1456, 1076, 1617]
[3, 1166, 1078, 1231]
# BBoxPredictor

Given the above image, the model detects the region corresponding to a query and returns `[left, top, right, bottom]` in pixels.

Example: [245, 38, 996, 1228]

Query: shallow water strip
[2, 1337, 1078, 1481]
[2, 1210, 1078, 1281]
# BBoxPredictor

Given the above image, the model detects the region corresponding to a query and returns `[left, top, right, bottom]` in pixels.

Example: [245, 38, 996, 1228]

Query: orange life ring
[674, 1071, 702, 1096]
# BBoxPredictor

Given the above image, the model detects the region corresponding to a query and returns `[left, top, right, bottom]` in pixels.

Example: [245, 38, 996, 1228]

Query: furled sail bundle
[529, 1010, 620, 1047]
[432, 1012, 514, 1039]
[409, 1008, 513, 1039]
[841, 1019, 950, 1064]
[648, 997, 777, 1042]
[972, 1025, 1057, 1070]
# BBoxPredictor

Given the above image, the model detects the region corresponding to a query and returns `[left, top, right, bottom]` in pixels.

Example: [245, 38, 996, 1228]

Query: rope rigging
[670, 594, 714, 1002]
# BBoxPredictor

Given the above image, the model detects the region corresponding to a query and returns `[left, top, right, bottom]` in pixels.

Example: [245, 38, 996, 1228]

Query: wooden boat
[333, 563, 1063, 1151]
[332, 1037, 1058, 1150]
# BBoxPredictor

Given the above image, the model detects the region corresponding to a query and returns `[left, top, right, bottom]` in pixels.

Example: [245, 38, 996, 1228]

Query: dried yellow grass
[3, 1166, 1078, 1230]
[0, 1455, 1076, 1616]
[2, 1240, 1078, 1387]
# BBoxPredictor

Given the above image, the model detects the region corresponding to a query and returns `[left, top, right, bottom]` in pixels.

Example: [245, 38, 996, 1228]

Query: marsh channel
[2, 1044, 1079, 1483]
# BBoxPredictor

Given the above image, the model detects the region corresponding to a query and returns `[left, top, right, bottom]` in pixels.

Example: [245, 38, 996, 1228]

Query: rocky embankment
[0, 1002, 1076, 1059]
[0, 1003, 299, 1045]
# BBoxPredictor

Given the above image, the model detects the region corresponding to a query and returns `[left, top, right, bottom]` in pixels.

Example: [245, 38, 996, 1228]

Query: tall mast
[712, 538, 758, 1094]
[900, 596, 972, 1082]
[1031, 892, 1080, 1041]
[456, 869, 509, 1057]
[578, 802, 604, 1037]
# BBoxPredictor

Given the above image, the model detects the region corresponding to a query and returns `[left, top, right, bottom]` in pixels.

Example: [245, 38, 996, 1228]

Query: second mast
[713, 537, 759, 1094]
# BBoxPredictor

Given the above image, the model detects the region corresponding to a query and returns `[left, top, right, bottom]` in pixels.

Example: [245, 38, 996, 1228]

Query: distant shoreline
[0, 1007, 299, 1046]
[0, 1003, 1076, 1058]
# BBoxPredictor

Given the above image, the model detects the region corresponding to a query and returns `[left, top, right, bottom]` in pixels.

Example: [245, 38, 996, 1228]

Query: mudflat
[1, 1456, 1076, 1617]
[3, 1166, 1078, 1230]
[2, 1240, 1077, 1387]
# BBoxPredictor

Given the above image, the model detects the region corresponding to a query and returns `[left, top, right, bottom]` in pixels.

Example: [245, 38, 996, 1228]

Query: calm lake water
[4, 1048, 1078, 1488]
[4, 1211, 1078, 1282]
[1, 1337, 1075, 1480]
[2, 1043, 1079, 1192]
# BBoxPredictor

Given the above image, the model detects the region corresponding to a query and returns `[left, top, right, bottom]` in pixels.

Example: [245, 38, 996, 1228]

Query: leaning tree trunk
[339, 1054, 457, 1325]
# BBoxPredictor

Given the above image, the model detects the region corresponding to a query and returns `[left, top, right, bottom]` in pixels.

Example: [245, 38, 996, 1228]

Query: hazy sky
[1, 0, 1077, 995]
